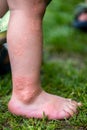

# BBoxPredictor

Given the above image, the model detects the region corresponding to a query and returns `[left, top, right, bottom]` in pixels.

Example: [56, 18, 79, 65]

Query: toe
[56, 109, 73, 119]
[67, 99, 81, 107]
[77, 102, 82, 106]
[62, 105, 76, 118]
[58, 99, 80, 119]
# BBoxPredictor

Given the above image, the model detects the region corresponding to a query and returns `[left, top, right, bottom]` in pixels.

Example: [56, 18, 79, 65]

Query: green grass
[0, 0, 87, 129]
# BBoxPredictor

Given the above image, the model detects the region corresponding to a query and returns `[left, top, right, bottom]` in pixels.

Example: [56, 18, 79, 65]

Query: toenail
[68, 99, 72, 101]
[78, 102, 82, 106]
[67, 99, 72, 103]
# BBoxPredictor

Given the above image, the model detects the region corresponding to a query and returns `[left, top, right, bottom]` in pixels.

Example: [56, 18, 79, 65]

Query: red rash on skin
[13, 76, 42, 104]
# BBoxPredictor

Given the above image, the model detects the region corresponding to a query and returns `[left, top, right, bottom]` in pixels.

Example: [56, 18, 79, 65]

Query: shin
[7, 0, 47, 102]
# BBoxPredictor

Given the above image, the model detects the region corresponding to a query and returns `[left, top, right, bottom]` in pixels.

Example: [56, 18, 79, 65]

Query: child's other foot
[8, 91, 81, 120]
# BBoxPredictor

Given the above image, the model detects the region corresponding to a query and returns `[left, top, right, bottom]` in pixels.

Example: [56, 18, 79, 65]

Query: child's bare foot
[8, 90, 81, 120]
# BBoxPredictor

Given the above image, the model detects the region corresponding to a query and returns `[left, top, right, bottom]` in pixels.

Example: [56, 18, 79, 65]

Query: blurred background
[43, 0, 87, 55]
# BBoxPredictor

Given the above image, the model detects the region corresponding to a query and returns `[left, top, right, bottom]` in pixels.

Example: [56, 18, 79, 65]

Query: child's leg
[7, 0, 81, 120]
[0, 0, 8, 17]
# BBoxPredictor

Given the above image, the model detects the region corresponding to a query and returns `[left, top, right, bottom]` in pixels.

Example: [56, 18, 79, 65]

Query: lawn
[0, 0, 87, 129]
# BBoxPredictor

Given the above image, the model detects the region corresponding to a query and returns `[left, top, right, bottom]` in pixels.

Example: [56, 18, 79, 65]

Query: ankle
[12, 76, 42, 104]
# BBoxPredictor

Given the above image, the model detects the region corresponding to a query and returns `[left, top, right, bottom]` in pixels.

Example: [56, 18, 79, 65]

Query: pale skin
[77, 0, 87, 21]
[78, 12, 87, 21]
[1, 0, 81, 120]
